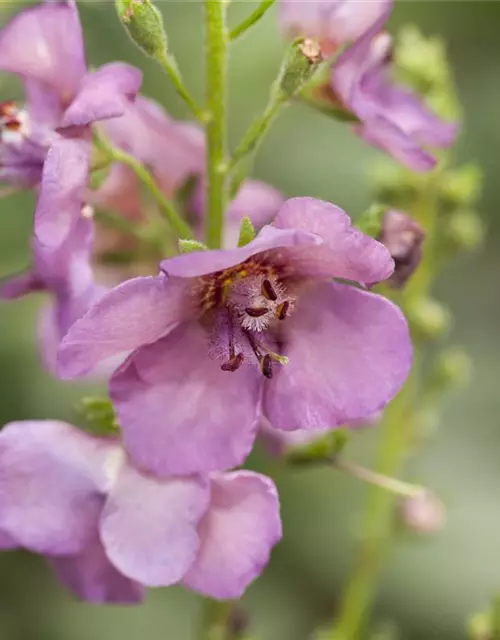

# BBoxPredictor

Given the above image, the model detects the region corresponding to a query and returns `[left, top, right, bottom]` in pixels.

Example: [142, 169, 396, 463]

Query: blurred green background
[0, 1, 499, 638]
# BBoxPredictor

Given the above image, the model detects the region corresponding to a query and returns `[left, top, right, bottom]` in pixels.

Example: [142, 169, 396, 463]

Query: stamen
[276, 300, 290, 320]
[221, 352, 244, 372]
[245, 306, 269, 318]
[261, 278, 278, 301]
[261, 354, 273, 379]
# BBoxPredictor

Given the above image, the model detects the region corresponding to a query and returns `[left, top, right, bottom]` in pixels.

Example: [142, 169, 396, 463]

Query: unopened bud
[378, 210, 425, 288]
[398, 490, 446, 535]
[432, 347, 473, 390]
[446, 209, 484, 252]
[441, 163, 482, 208]
[278, 38, 323, 99]
[116, 0, 167, 60]
[407, 297, 451, 340]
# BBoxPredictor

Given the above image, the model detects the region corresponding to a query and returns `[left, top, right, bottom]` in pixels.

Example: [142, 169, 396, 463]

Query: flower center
[201, 261, 295, 378]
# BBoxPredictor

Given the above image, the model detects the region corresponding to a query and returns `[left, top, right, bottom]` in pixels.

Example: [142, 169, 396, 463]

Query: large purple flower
[0, 420, 281, 602]
[331, 17, 458, 171]
[0, 1, 141, 188]
[279, 0, 393, 55]
[58, 197, 412, 477]
[92, 96, 284, 242]
[0, 138, 104, 373]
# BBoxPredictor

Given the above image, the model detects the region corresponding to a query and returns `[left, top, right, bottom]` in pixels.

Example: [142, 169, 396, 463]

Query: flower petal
[279, 0, 392, 46]
[60, 63, 142, 128]
[184, 471, 282, 599]
[110, 322, 262, 476]
[160, 225, 321, 279]
[0, 421, 114, 555]
[0, 1, 86, 102]
[34, 136, 90, 248]
[100, 464, 209, 587]
[58, 275, 189, 378]
[264, 282, 412, 430]
[359, 116, 436, 172]
[272, 197, 394, 284]
[48, 536, 144, 604]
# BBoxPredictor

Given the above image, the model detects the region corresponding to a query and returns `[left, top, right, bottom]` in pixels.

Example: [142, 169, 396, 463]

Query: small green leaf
[286, 428, 350, 467]
[76, 397, 120, 437]
[178, 238, 209, 254]
[237, 217, 256, 247]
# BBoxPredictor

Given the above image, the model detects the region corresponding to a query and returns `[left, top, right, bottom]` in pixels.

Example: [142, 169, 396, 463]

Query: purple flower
[0, 1, 141, 188]
[377, 209, 425, 288]
[0, 138, 104, 373]
[58, 197, 412, 477]
[91, 96, 283, 241]
[331, 18, 458, 171]
[0, 420, 281, 602]
[279, 0, 393, 56]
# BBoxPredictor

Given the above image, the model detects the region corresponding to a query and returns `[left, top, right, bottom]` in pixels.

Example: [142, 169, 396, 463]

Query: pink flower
[0, 420, 281, 602]
[58, 197, 411, 477]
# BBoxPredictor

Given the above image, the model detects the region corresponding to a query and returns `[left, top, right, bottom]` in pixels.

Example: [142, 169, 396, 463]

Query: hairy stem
[229, 0, 275, 41]
[94, 133, 192, 240]
[204, 0, 228, 249]
[157, 52, 206, 122]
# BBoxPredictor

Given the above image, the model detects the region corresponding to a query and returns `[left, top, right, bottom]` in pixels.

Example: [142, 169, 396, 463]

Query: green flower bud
[354, 204, 385, 238]
[76, 397, 120, 436]
[116, 0, 167, 60]
[441, 163, 483, 208]
[446, 209, 484, 251]
[432, 347, 473, 390]
[277, 38, 324, 99]
[407, 297, 451, 341]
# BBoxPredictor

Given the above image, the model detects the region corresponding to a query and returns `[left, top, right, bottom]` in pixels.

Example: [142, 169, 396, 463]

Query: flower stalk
[94, 131, 192, 240]
[204, 0, 229, 249]
[229, 0, 276, 41]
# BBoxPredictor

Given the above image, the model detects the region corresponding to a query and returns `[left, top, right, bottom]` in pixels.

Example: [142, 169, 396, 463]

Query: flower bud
[441, 163, 482, 208]
[398, 490, 446, 535]
[432, 347, 473, 390]
[116, 0, 167, 60]
[278, 38, 323, 99]
[377, 210, 425, 288]
[446, 209, 484, 252]
[407, 297, 451, 341]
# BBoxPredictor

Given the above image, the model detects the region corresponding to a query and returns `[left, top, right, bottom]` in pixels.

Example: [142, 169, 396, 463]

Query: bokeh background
[0, 1, 499, 638]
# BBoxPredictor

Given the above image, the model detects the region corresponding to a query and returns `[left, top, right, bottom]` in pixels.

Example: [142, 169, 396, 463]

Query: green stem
[93, 209, 147, 242]
[157, 52, 206, 122]
[332, 171, 440, 640]
[204, 0, 229, 249]
[229, 98, 283, 172]
[95, 134, 192, 240]
[332, 457, 421, 499]
[229, 0, 275, 41]
[332, 384, 414, 640]
[200, 599, 232, 640]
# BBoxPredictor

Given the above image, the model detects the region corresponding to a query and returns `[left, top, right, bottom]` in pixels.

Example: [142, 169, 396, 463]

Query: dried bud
[398, 490, 446, 535]
[116, 0, 167, 60]
[378, 210, 425, 288]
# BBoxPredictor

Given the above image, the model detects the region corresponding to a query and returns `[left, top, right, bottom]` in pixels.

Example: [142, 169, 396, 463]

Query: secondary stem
[95, 134, 192, 240]
[157, 52, 206, 122]
[229, 0, 275, 41]
[204, 0, 228, 249]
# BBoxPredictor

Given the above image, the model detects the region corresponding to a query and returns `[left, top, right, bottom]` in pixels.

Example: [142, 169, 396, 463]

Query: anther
[276, 300, 290, 320]
[245, 306, 269, 318]
[261, 354, 273, 379]
[261, 279, 278, 301]
[221, 352, 244, 372]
